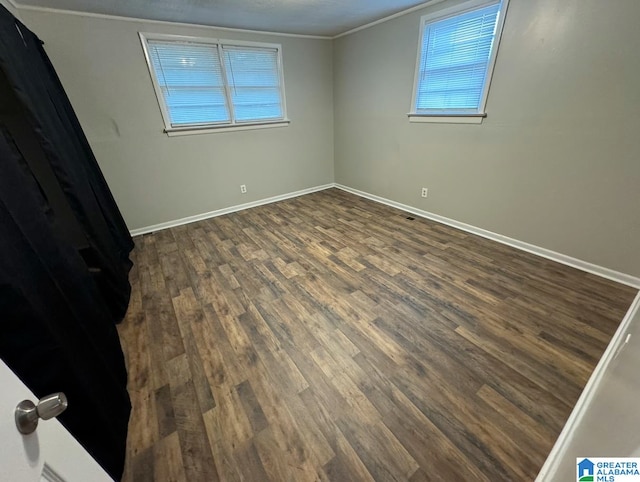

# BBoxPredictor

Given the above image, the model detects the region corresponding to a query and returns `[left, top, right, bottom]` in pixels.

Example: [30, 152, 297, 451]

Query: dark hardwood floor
[118, 188, 636, 481]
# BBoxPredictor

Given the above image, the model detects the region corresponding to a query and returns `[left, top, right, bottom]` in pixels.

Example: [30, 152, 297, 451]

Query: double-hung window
[140, 34, 288, 134]
[410, 0, 508, 123]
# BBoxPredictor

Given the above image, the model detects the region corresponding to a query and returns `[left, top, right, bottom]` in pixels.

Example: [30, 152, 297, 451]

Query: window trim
[408, 0, 509, 124]
[139, 32, 290, 135]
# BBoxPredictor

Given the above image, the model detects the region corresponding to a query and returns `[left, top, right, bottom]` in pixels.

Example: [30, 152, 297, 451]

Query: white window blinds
[414, 2, 502, 113]
[144, 37, 286, 129]
[222, 46, 283, 122]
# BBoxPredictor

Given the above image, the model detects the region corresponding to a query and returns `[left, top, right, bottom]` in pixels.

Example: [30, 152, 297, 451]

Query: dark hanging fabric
[0, 7, 134, 322]
[0, 129, 130, 480]
[0, 5, 133, 480]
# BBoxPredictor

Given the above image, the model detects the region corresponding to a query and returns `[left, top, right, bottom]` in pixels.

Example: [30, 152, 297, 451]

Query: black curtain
[0, 6, 133, 480]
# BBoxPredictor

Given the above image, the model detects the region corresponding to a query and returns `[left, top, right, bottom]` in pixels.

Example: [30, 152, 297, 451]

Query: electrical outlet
[421, 187, 428, 198]
[240, 184, 247, 194]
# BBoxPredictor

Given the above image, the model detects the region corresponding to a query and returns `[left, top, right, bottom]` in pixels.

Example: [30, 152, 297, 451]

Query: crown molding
[10, 0, 452, 40]
[11, 2, 333, 39]
[333, 0, 445, 39]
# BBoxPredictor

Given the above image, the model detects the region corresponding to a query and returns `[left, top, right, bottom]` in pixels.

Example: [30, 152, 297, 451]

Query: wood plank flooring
[117, 188, 637, 481]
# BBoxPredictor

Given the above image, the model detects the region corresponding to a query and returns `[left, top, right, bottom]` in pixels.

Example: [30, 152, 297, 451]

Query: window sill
[408, 114, 486, 125]
[165, 120, 290, 137]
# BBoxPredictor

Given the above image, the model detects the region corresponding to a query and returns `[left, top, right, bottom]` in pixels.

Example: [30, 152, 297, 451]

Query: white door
[0, 359, 113, 481]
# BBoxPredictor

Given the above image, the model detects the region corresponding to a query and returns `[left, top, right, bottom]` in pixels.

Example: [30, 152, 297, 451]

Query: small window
[140, 34, 288, 133]
[410, 0, 508, 120]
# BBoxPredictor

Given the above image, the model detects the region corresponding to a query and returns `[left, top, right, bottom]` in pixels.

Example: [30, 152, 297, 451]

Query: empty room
[1, 0, 639, 480]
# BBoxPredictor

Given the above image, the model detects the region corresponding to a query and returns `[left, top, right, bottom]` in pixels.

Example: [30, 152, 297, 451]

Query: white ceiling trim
[10, 3, 333, 39]
[333, 0, 443, 38]
[7, 0, 449, 39]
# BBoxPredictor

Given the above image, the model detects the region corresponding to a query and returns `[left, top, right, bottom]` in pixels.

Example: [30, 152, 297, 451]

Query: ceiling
[14, 0, 434, 36]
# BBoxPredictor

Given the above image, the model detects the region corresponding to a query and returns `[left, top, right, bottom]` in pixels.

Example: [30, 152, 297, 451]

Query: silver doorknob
[15, 393, 68, 434]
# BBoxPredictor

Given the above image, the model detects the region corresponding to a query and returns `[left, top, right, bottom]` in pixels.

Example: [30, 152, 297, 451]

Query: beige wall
[14, 0, 640, 276]
[333, 0, 640, 277]
[20, 10, 334, 231]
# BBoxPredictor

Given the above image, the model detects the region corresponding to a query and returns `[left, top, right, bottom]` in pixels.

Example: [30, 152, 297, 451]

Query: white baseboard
[128, 180, 638, 481]
[333, 183, 640, 480]
[129, 183, 334, 236]
[129, 180, 640, 289]
[127, 179, 639, 479]
[334, 183, 640, 289]
[535, 290, 640, 481]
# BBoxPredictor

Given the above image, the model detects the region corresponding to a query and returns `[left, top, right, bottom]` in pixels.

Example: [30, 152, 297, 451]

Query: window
[140, 34, 288, 134]
[410, 0, 508, 123]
